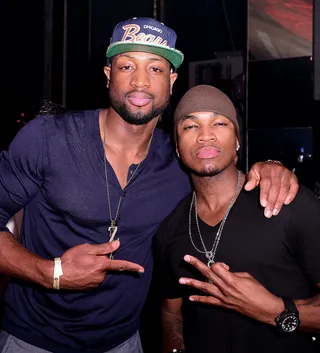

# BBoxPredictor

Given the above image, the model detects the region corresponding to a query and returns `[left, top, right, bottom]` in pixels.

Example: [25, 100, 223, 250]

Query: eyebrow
[180, 112, 226, 122]
[180, 115, 198, 122]
[119, 53, 163, 62]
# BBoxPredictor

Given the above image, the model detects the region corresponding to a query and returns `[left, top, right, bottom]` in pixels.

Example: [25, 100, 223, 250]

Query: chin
[187, 164, 221, 177]
[197, 168, 221, 177]
[122, 114, 155, 126]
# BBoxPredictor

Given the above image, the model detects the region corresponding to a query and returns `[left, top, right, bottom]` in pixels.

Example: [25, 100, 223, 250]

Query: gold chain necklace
[103, 111, 153, 258]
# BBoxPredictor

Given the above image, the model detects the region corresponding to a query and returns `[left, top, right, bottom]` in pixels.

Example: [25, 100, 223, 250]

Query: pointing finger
[184, 255, 226, 288]
[106, 259, 144, 273]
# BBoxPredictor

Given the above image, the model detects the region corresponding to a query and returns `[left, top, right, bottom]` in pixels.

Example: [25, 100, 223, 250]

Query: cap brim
[106, 42, 184, 69]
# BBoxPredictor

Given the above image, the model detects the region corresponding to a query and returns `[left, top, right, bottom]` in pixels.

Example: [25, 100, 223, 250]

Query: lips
[196, 146, 220, 159]
[127, 92, 153, 107]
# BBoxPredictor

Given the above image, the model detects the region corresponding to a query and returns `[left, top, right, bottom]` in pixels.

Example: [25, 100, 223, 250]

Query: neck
[191, 165, 243, 211]
[100, 107, 158, 156]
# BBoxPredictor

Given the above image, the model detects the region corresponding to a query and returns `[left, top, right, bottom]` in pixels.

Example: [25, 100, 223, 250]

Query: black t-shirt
[154, 186, 320, 353]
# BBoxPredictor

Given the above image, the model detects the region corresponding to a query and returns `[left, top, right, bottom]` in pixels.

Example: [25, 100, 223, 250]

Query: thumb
[214, 262, 230, 271]
[218, 262, 230, 271]
[244, 170, 260, 191]
[87, 240, 120, 255]
[234, 272, 251, 278]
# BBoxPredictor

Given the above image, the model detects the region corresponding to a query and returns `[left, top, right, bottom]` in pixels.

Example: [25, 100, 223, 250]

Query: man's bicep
[0, 118, 44, 228]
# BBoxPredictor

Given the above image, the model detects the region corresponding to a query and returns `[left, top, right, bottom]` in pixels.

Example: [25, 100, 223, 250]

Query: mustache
[195, 144, 221, 153]
[125, 90, 154, 99]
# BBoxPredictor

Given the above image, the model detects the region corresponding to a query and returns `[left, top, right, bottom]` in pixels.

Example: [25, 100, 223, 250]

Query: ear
[169, 72, 178, 95]
[236, 138, 240, 151]
[104, 66, 111, 88]
[175, 141, 180, 158]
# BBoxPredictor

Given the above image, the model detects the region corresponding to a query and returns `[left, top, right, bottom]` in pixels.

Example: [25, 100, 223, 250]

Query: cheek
[177, 135, 195, 156]
[154, 77, 171, 97]
[110, 72, 128, 88]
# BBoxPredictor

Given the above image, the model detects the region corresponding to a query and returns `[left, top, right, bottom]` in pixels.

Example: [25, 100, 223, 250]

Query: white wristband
[53, 257, 63, 290]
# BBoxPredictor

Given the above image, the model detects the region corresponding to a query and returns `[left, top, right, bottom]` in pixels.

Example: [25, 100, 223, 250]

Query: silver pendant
[207, 259, 214, 283]
[108, 224, 118, 260]
[108, 225, 118, 242]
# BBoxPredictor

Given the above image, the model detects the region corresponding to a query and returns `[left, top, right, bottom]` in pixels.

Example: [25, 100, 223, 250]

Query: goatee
[109, 90, 170, 126]
[191, 166, 221, 177]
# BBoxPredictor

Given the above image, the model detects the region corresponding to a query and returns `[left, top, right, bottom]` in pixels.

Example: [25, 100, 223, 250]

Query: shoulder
[291, 185, 319, 205]
[40, 109, 95, 131]
[287, 185, 320, 218]
[153, 128, 176, 158]
[154, 192, 192, 245]
[24, 110, 100, 145]
[7, 116, 46, 153]
[152, 127, 191, 190]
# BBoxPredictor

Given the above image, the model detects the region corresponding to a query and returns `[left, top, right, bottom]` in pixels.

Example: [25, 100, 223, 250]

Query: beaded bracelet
[266, 160, 283, 165]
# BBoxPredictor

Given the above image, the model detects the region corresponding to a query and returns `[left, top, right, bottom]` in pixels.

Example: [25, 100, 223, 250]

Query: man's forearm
[254, 294, 320, 334]
[295, 294, 320, 334]
[162, 309, 185, 352]
[0, 231, 53, 288]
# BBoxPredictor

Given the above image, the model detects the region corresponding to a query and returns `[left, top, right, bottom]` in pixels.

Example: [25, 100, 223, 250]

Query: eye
[214, 122, 228, 126]
[183, 125, 198, 130]
[120, 65, 133, 71]
[150, 66, 164, 73]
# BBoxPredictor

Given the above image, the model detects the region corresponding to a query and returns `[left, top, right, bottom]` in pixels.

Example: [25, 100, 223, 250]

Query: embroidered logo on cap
[121, 24, 168, 47]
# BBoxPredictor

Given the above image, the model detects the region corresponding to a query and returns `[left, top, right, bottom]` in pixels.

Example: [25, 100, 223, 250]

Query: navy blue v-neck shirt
[0, 110, 191, 352]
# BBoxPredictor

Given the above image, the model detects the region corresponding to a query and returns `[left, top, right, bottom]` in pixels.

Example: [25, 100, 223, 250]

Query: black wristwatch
[275, 297, 300, 333]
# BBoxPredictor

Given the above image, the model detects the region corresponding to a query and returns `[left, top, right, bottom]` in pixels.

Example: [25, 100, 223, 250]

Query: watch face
[281, 314, 300, 332]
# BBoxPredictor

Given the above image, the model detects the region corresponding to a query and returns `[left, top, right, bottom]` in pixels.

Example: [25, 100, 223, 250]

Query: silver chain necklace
[188, 170, 242, 267]
[103, 112, 153, 257]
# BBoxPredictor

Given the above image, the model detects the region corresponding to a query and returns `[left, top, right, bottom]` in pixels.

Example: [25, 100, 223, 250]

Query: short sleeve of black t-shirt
[286, 186, 320, 285]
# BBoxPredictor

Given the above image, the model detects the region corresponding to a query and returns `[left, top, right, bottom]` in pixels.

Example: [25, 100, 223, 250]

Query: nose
[197, 126, 217, 143]
[130, 68, 150, 89]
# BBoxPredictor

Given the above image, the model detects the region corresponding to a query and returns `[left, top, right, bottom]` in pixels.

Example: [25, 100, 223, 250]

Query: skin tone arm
[162, 298, 185, 353]
[0, 232, 144, 290]
[179, 256, 320, 334]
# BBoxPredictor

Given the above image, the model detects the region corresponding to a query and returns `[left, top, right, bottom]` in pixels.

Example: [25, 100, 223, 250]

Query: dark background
[0, 0, 246, 148]
[0, 1, 320, 351]
[1, 0, 319, 184]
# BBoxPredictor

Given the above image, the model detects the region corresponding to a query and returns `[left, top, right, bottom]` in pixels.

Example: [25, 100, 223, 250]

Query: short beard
[191, 166, 221, 177]
[109, 90, 170, 126]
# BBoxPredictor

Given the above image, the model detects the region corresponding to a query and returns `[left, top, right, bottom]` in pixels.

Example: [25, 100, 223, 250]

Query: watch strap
[281, 297, 298, 314]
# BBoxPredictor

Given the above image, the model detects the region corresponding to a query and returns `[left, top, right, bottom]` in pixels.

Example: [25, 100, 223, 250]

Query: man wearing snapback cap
[0, 17, 298, 353]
